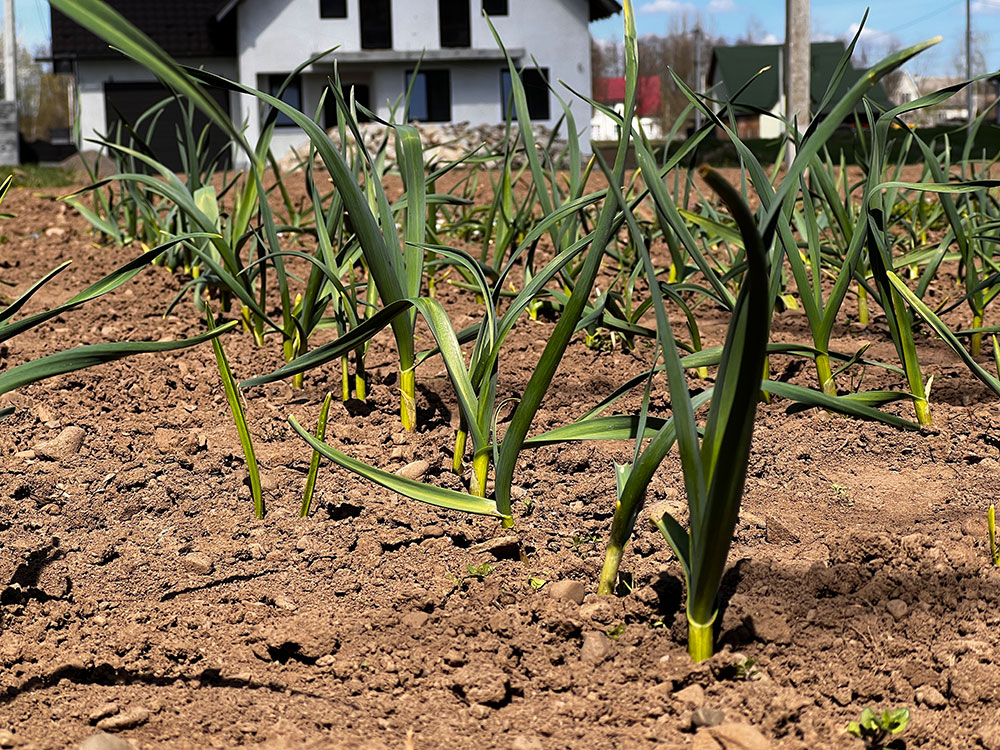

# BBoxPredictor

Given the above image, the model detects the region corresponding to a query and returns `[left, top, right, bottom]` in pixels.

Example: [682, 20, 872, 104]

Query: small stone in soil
[673, 684, 705, 707]
[886, 599, 908, 620]
[181, 552, 213, 575]
[95, 707, 150, 732]
[0, 730, 15, 749]
[33, 426, 85, 460]
[88, 702, 119, 724]
[580, 631, 613, 664]
[79, 734, 135, 750]
[706, 722, 772, 750]
[548, 579, 585, 604]
[916, 684, 947, 709]
[473, 535, 521, 559]
[691, 707, 726, 729]
[510, 736, 544, 750]
[397, 460, 429, 480]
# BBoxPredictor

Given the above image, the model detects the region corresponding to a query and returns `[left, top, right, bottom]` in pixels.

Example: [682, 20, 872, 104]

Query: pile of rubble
[277, 121, 570, 171]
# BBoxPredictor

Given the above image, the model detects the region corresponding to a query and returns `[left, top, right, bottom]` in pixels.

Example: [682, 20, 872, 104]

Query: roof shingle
[51, 1, 236, 60]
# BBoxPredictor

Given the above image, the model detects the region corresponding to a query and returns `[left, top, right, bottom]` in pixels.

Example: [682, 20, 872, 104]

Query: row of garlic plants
[47, 0, 1000, 660]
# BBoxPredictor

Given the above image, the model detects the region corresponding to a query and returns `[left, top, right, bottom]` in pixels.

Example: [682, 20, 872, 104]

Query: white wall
[236, 0, 595, 149]
[73, 0, 600, 160]
[75, 57, 238, 149]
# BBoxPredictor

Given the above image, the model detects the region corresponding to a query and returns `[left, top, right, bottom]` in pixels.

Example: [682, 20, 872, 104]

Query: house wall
[758, 99, 784, 140]
[70, 0, 597, 162]
[74, 57, 238, 147]
[236, 0, 593, 155]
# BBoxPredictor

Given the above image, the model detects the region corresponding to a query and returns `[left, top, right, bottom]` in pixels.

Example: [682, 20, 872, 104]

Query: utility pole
[967, 0, 974, 128]
[784, 0, 809, 166]
[693, 25, 703, 131]
[0, 0, 16, 165]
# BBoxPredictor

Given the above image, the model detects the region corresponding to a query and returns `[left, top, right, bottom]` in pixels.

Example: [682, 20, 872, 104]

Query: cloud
[759, 32, 779, 44]
[972, 0, 1000, 12]
[638, 0, 736, 11]
[637, 0, 697, 12]
[845, 22, 902, 61]
[846, 22, 901, 48]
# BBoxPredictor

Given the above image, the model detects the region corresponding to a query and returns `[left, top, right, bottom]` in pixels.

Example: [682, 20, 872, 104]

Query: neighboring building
[907, 76, 999, 126]
[590, 75, 663, 141]
[49, 0, 621, 167]
[707, 41, 890, 140]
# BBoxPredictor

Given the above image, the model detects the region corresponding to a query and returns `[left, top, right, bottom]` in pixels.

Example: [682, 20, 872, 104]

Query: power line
[883, 0, 963, 35]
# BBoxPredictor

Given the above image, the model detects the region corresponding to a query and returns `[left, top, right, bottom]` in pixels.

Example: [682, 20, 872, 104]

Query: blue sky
[12, 0, 49, 51]
[589, 1, 1000, 76]
[12, 0, 1000, 77]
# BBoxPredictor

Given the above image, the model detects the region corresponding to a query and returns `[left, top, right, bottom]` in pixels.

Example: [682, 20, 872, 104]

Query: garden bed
[1, 170, 999, 750]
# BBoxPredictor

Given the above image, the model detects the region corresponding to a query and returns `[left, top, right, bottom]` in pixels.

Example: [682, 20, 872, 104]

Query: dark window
[501, 67, 550, 121]
[406, 70, 451, 122]
[324, 83, 372, 127]
[483, 0, 508, 14]
[439, 0, 470, 48]
[267, 74, 302, 127]
[320, 0, 347, 17]
[361, 0, 392, 49]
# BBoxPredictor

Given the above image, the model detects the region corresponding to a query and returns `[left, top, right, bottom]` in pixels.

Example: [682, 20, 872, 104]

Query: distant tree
[735, 17, 773, 45]
[638, 17, 722, 134]
[0, 41, 73, 143]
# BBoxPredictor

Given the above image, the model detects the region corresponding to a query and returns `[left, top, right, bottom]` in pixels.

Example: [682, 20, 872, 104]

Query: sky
[10, 0, 1000, 77]
[589, 0, 1000, 77]
[11, 0, 49, 52]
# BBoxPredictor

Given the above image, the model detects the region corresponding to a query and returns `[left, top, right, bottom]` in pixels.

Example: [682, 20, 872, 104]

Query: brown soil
[1, 168, 999, 750]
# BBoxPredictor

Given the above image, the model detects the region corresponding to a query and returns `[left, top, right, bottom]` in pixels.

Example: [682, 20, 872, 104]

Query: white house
[50, 0, 621, 167]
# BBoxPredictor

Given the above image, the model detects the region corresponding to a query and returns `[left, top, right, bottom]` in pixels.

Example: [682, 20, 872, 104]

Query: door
[103, 81, 232, 171]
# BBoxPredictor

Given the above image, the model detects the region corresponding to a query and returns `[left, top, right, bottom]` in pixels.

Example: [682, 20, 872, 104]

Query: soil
[1, 167, 999, 750]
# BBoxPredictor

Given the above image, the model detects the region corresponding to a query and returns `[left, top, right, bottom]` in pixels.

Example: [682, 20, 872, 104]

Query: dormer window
[320, 0, 347, 18]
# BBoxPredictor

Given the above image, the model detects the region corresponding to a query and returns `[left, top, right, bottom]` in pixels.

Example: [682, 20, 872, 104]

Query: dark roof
[590, 0, 622, 21]
[594, 76, 661, 117]
[707, 41, 890, 116]
[51, 1, 236, 60]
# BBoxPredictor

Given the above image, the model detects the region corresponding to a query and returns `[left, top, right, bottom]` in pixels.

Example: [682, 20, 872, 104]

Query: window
[361, 0, 392, 49]
[320, 0, 347, 18]
[439, 0, 471, 48]
[406, 70, 451, 122]
[267, 74, 302, 127]
[483, 0, 508, 14]
[501, 67, 549, 121]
